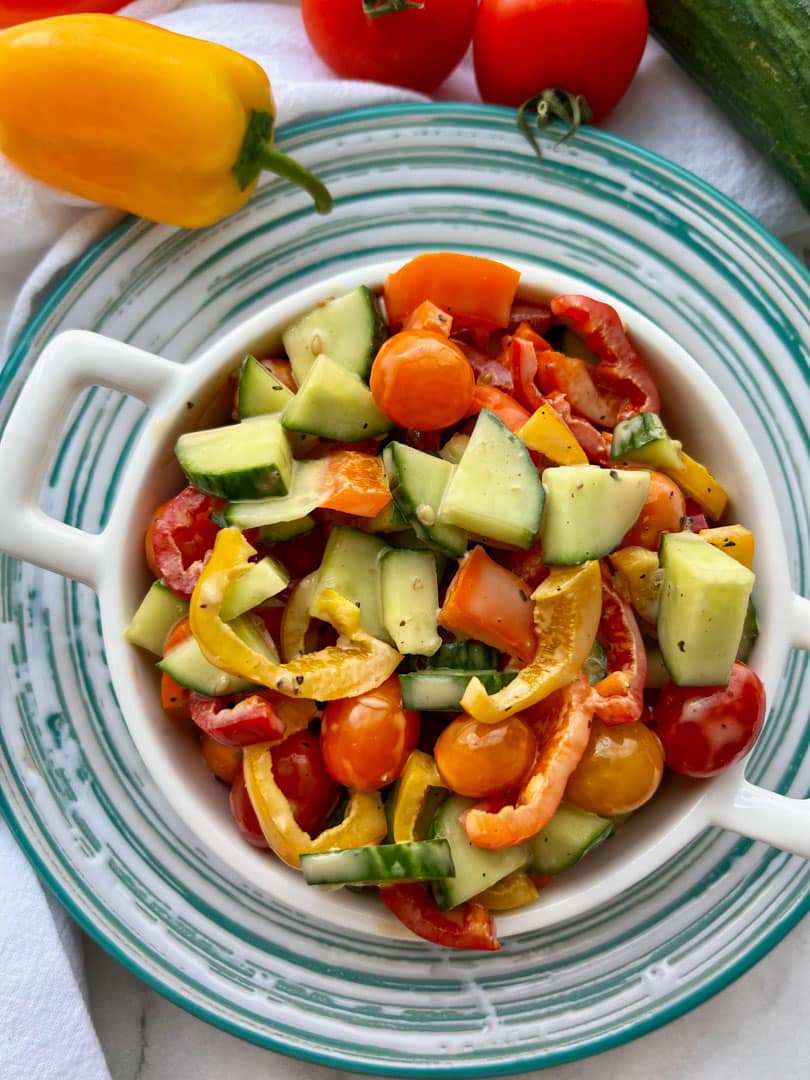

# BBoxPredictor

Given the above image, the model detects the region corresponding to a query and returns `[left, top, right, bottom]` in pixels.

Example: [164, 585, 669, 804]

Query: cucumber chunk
[225, 458, 331, 529]
[282, 354, 393, 442]
[175, 414, 293, 500]
[399, 669, 517, 712]
[424, 640, 500, 671]
[309, 526, 391, 643]
[157, 613, 278, 696]
[430, 794, 529, 910]
[257, 516, 316, 543]
[124, 580, 189, 656]
[657, 531, 755, 685]
[282, 286, 386, 385]
[300, 839, 454, 886]
[237, 355, 295, 418]
[525, 802, 613, 874]
[219, 556, 289, 621]
[438, 409, 544, 549]
[610, 412, 682, 471]
[382, 442, 467, 557]
[380, 548, 442, 656]
[541, 465, 651, 565]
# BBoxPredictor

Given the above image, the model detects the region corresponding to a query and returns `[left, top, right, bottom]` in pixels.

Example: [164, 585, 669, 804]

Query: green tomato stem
[362, 0, 424, 17]
[517, 88, 594, 161]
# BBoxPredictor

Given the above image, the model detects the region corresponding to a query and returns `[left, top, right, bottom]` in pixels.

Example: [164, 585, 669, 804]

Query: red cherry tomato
[301, 0, 477, 93]
[270, 728, 342, 835]
[652, 661, 766, 778]
[146, 486, 222, 598]
[321, 676, 419, 791]
[434, 713, 537, 798]
[473, 0, 648, 123]
[0, 2, 123, 26]
[229, 770, 269, 849]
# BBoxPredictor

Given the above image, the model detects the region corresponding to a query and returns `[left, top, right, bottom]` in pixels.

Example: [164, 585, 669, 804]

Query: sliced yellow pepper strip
[243, 744, 387, 868]
[461, 560, 602, 724]
[663, 451, 728, 520]
[390, 750, 446, 843]
[475, 871, 539, 911]
[607, 546, 661, 625]
[518, 405, 588, 465]
[190, 527, 401, 699]
[279, 570, 320, 662]
[698, 524, 754, 569]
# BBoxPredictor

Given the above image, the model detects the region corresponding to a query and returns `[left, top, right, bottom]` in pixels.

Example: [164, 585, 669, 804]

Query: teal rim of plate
[0, 101, 809, 1076]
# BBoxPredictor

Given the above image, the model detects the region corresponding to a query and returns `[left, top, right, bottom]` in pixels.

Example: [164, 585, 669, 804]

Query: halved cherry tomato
[147, 486, 222, 598]
[439, 545, 537, 663]
[565, 717, 664, 816]
[383, 253, 521, 330]
[435, 712, 537, 798]
[229, 770, 269, 848]
[318, 450, 392, 517]
[465, 384, 531, 433]
[370, 330, 475, 431]
[621, 470, 686, 550]
[652, 661, 766, 778]
[270, 728, 342, 835]
[321, 676, 420, 791]
[380, 883, 500, 951]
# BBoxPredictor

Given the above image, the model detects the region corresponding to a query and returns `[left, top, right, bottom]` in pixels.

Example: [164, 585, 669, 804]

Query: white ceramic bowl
[0, 257, 808, 940]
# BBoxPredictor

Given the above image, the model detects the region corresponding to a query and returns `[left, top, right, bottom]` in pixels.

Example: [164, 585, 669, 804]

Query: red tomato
[270, 729, 342, 835]
[434, 713, 537, 798]
[229, 771, 269, 849]
[0, 2, 122, 25]
[473, 0, 648, 123]
[301, 0, 477, 93]
[321, 676, 419, 791]
[652, 661, 766, 778]
[146, 486, 222, 598]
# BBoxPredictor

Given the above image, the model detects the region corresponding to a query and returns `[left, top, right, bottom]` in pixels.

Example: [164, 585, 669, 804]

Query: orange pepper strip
[460, 560, 602, 724]
[318, 450, 392, 518]
[463, 672, 595, 849]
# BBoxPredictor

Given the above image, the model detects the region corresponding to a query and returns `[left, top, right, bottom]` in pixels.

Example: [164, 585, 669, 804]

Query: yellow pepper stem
[234, 110, 332, 214]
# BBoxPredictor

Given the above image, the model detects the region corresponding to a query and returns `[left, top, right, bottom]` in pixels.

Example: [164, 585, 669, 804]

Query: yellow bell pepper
[475, 871, 539, 911]
[0, 15, 331, 227]
[243, 744, 387, 868]
[517, 405, 588, 465]
[190, 528, 402, 700]
[698, 524, 755, 569]
[389, 750, 446, 843]
[607, 546, 661, 625]
[461, 560, 602, 724]
[662, 451, 728, 520]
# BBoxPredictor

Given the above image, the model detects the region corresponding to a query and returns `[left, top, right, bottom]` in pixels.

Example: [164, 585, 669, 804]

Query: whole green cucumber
[648, 0, 810, 208]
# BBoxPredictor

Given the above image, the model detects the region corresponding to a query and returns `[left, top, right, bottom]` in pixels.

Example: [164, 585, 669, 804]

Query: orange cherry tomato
[200, 736, 242, 785]
[370, 330, 475, 431]
[565, 717, 664, 816]
[621, 470, 686, 550]
[434, 713, 537, 798]
[465, 384, 531, 433]
[321, 676, 420, 791]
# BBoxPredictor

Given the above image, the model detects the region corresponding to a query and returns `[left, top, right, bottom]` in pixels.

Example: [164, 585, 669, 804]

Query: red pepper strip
[685, 498, 710, 533]
[545, 391, 611, 465]
[189, 692, 286, 747]
[549, 295, 661, 421]
[380, 883, 500, 951]
[453, 339, 514, 392]
[510, 337, 545, 411]
[591, 573, 647, 726]
[465, 384, 531, 434]
[151, 485, 222, 598]
[535, 350, 623, 427]
[463, 672, 594, 849]
[508, 300, 553, 336]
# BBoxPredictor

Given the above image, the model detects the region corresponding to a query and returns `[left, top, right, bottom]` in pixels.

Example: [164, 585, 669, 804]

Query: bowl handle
[0, 330, 181, 589]
[711, 592, 810, 857]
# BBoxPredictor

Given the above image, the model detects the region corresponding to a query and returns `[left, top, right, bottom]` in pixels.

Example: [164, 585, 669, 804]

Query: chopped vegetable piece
[380, 882, 500, 951]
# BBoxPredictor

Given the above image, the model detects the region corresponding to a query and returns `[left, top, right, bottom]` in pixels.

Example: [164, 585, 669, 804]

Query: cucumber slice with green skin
[583, 638, 608, 685]
[237, 355, 295, 418]
[423, 640, 500, 672]
[309, 526, 392, 644]
[438, 409, 544, 550]
[609, 412, 682, 471]
[399, 669, 517, 712]
[257, 516, 316, 543]
[175, 415, 293, 501]
[657, 531, 755, 685]
[282, 285, 387, 385]
[282, 354, 392, 442]
[430, 794, 529, 910]
[524, 802, 613, 874]
[380, 548, 442, 656]
[219, 556, 289, 621]
[352, 499, 410, 534]
[157, 613, 278, 695]
[541, 465, 651, 565]
[737, 597, 759, 662]
[644, 642, 670, 689]
[124, 580, 189, 656]
[382, 442, 467, 557]
[225, 458, 331, 529]
[300, 839, 454, 886]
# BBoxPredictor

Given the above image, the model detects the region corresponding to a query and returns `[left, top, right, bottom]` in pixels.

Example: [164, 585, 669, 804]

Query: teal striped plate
[0, 103, 808, 1075]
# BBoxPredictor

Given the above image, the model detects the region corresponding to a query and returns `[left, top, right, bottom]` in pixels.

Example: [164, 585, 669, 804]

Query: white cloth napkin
[1, 3, 808, 1079]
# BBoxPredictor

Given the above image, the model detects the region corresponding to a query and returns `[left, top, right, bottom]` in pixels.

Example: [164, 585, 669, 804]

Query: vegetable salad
[126, 252, 765, 951]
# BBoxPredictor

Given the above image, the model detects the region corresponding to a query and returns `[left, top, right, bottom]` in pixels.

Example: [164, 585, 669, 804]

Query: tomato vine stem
[362, 0, 424, 16]
[517, 88, 593, 161]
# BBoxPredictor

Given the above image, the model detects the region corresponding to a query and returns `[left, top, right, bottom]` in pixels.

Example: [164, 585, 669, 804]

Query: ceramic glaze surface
[0, 104, 809, 1075]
